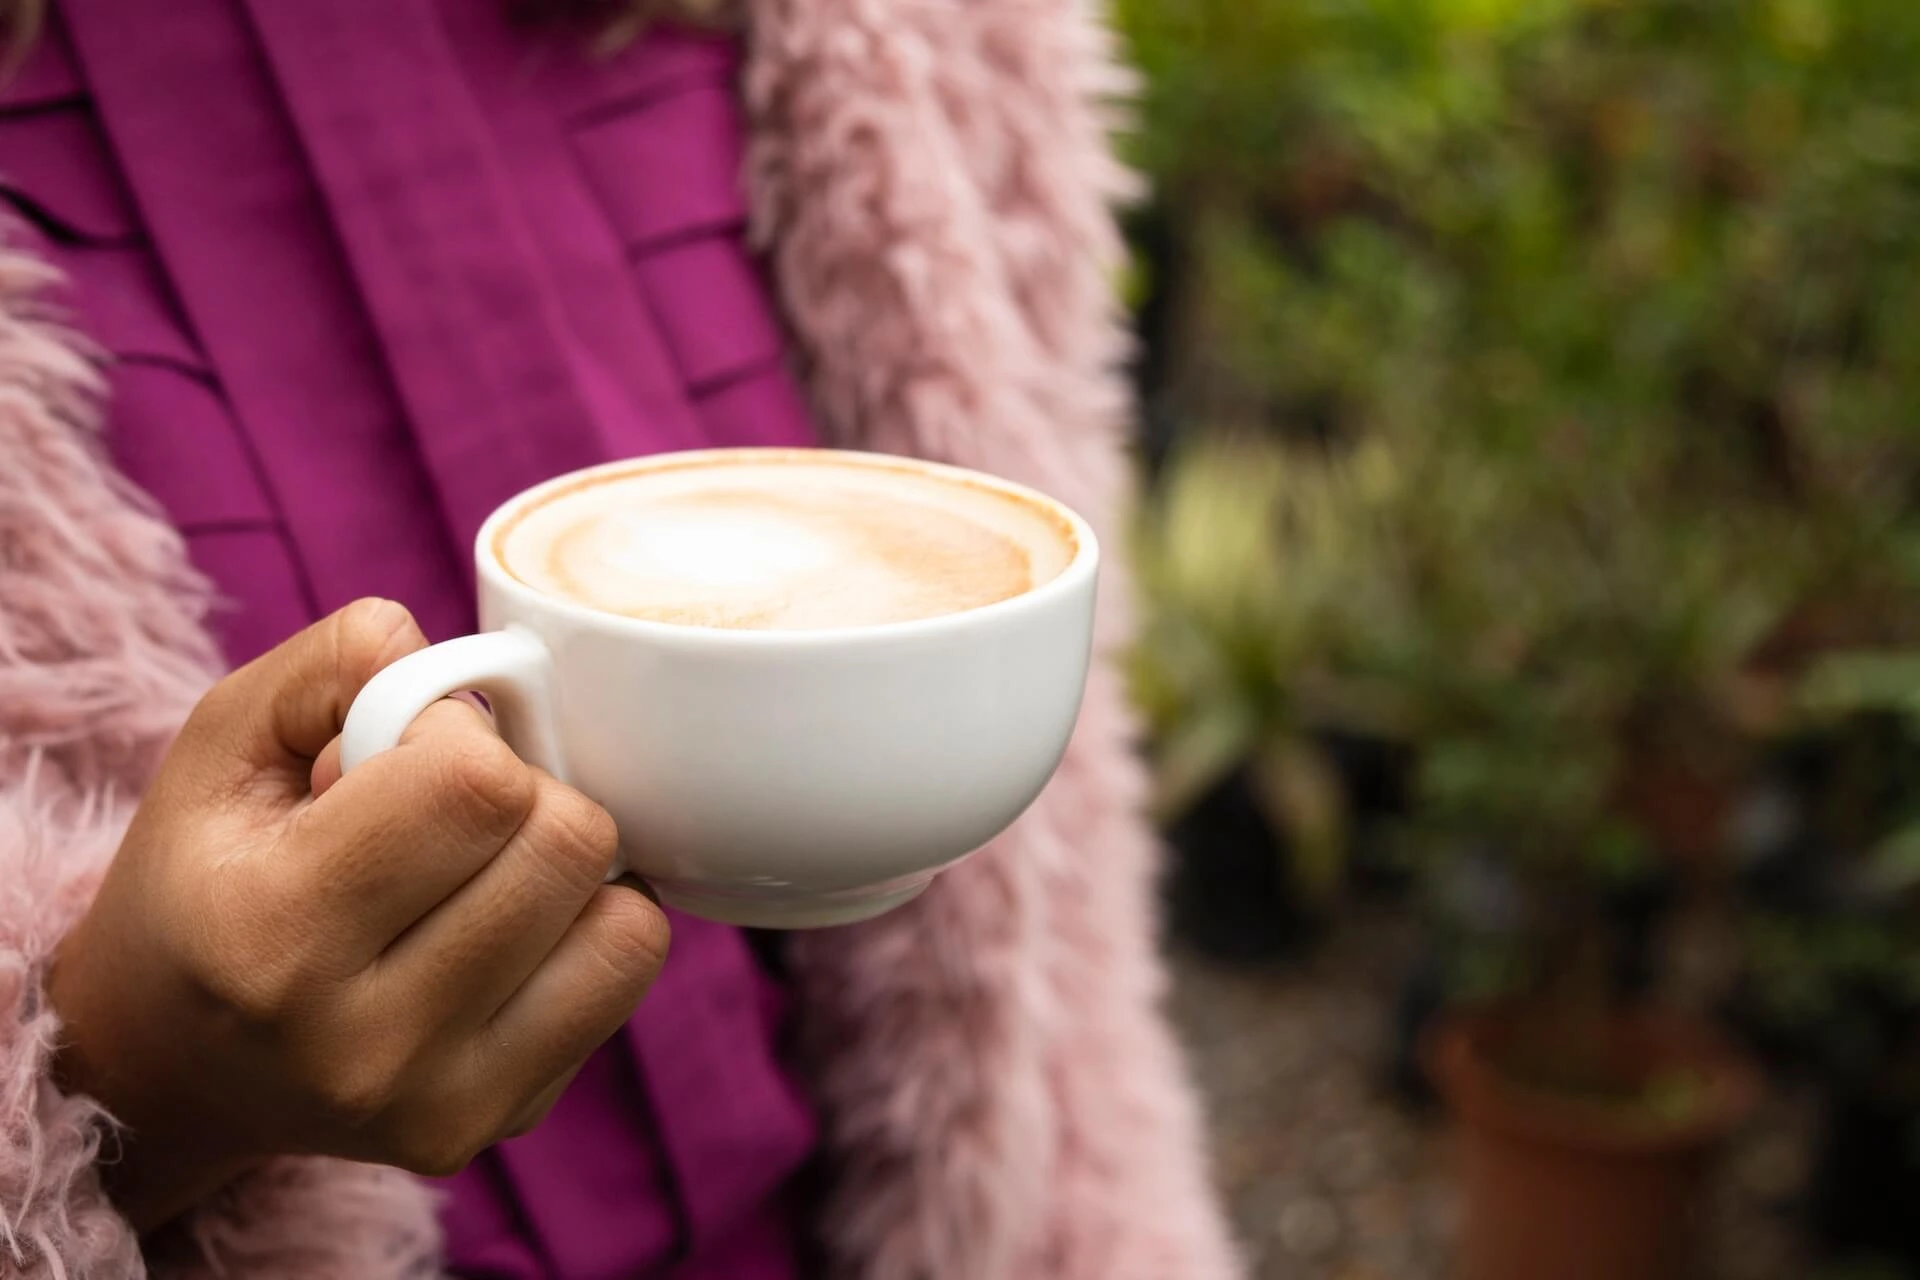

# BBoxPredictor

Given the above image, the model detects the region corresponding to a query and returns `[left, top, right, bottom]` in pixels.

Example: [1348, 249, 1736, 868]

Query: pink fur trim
[0, 784, 140, 1280]
[0, 235, 440, 1278]
[159, 1160, 439, 1280]
[746, 1, 1240, 1275]
[0, 255, 212, 800]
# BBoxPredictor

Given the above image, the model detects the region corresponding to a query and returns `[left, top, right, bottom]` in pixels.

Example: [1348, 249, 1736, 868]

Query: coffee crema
[494, 455, 1077, 631]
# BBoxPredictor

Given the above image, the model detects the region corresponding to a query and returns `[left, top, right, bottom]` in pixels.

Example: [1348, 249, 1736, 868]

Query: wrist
[48, 924, 256, 1234]
[95, 1127, 258, 1235]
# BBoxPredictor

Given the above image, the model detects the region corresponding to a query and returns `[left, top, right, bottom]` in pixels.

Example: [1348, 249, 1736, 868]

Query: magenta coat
[0, 0, 1239, 1276]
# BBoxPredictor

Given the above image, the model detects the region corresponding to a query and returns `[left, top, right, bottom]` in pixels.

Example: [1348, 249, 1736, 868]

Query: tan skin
[49, 598, 672, 1233]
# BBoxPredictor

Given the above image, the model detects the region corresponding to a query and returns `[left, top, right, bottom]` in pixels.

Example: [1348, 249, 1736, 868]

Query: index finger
[310, 692, 496, 799]
[282, 698, 535, 957]
[208, 599, 428, 774]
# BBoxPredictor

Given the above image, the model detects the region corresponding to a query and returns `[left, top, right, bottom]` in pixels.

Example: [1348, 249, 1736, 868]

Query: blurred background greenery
[1117, 0, 1920, 1274]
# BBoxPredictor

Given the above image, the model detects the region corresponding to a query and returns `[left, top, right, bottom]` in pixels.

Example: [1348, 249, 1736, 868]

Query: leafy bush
[1121, 0, 1920, 1008]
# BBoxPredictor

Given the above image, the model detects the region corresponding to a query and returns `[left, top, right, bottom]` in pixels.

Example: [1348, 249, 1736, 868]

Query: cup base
[653, 878, 933, 930]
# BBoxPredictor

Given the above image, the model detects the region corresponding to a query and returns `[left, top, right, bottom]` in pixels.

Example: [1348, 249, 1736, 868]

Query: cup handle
[340, 628, 568, 781]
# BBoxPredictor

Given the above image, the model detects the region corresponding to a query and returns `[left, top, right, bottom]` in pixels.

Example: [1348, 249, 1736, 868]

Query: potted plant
[1129, 435, 1405, 959]
[1115, 0, 1920, 1269]
[1351, 426, 1781, 1280]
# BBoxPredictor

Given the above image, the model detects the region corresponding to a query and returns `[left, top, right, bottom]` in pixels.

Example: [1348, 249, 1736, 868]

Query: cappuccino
[494, 453, 1078, 631]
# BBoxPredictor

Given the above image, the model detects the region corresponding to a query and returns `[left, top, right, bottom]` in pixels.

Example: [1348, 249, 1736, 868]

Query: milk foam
[496, 456, 1076, 631]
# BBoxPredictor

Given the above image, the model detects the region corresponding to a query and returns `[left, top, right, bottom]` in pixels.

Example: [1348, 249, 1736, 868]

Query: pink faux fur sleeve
[0, 247, 441, 1279]
[746, 1, 1243, 1276]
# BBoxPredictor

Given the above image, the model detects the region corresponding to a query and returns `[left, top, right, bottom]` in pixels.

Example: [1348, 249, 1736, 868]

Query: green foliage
[1120, 0, 1920, 997]
[1796, 652, 1920, 891]
[1125, 0, 1920, 510]
[1741, 665, 1920, 1082]
[1130, 437, 1402, 903]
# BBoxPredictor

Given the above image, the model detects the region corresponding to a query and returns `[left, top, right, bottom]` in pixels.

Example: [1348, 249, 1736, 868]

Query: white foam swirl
[497, 456, 1075, 631]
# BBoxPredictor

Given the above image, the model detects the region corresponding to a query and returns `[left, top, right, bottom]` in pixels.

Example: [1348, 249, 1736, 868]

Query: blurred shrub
[1119, 0, 1920, 996]
[1130, 434, 1409, 903]
[1735, 653, 1920, 1078]
[1123, 0, 1920, 471]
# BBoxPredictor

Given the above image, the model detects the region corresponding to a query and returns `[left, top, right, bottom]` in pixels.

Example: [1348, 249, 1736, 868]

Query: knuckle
[314, 1058, 403, 1130]
[331, 599, 420, 684]
[586, 891, 672, 987]
[395, 1133, 483, 1180]
[502, 1099, 554, 1141]
[439, 735, 536, 835]
[533, 784, 620, 883]
[390, 1112, 492, 1180]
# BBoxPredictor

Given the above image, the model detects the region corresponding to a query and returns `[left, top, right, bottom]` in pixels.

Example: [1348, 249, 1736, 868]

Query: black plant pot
[1164, 766, 1320, 965]
[1162, 727, 1419, 966]
[1807, 1081, 1920, 1273]
[1319, 730, 1416, 897]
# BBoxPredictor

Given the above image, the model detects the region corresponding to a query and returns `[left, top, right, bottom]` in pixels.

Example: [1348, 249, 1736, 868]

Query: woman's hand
[49, 599, 670, 1232]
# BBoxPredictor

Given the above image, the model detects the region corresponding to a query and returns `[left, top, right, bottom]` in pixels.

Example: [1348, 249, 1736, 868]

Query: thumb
[208, 599, 429, 776]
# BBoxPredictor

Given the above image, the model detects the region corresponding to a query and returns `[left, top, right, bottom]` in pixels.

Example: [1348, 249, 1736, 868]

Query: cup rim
[475, 447, 1100, 647]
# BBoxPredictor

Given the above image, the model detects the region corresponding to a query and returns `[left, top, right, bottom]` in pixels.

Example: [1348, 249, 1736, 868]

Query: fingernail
[613, 874, 662, 907]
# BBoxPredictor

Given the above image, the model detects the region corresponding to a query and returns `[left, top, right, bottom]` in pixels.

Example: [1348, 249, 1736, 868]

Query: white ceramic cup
[339, 448, 1098, 929]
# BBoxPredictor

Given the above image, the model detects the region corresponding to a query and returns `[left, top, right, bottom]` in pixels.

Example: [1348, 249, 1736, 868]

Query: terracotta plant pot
[1425, 1007, 1763, 1280]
